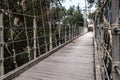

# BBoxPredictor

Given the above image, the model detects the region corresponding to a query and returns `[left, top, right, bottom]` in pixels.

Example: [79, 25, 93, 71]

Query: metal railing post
[68, 24, 71, 40]
[33, 17, 37, 59]
[65, 26, 67, 42]
[49, 21, 52, 51]
[111, 0, 120, 79]
[72, 25, 74, 39]
[0, 10, 4, 76]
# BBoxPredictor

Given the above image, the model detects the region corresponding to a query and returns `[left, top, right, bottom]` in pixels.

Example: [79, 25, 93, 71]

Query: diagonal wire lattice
[0, 0, 86, 76]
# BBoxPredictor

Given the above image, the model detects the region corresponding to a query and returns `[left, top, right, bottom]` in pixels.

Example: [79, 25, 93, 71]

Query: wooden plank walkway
[14, 32, 94, 80]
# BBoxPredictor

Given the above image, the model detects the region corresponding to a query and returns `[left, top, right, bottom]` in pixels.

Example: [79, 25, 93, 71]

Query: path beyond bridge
[14, 32, 94, 80]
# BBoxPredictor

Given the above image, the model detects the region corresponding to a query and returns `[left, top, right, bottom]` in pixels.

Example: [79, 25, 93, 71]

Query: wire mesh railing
[95, 0, 120, 79]
[95, 26, 112, 80]
[0, 0, 87, 77]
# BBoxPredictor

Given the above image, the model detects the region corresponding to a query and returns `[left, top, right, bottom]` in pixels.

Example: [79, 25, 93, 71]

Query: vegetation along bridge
[0, 0, 120, 80]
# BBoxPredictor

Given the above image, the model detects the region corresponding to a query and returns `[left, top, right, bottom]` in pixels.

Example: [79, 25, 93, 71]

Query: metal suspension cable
[50, 2, 58, 47]
[55, 1, 61, 45]
[47, 1, 66, 47]
[36, 33, 41, 56]
[22, 1, 31, 61]
[35, 1, 41, 56]
[45, 0, 53, 50]
[57, 0, 66, 15]
[35, 0, 41, 56]
[57, 0, 74, 40]
[52, 2, 59, 46]
[6, 0, 18, 68]
[0, 0, 87, 77]
[2, 11, 41, 18]
[45, 0, 66, 46]
[40, 0, 48, 52]
[45, 0, 56, 47]
[58, 3, 71, 40]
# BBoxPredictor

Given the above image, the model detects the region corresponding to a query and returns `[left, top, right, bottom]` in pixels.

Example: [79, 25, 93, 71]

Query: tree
[66, 6, 84, 26]
[87, 0, 94, 3]
[88, 11, 97, 21]
[0, 0, 66, 73]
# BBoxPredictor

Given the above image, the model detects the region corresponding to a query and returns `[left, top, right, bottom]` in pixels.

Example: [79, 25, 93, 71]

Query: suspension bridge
[0, 0, 120, 80]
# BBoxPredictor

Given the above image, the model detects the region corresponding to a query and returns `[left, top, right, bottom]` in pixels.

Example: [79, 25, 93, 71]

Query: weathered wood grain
[14, 32, 94, 80]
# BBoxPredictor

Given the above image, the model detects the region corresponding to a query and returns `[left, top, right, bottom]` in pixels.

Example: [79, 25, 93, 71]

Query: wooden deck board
[14, 32, 94, 80]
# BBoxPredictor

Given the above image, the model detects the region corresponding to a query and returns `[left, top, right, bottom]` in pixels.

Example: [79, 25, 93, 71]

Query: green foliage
[66, 6, 75, 15]
[87, 0, 94, 3]
[88, 11, 97, 21]
[1, 0, 66, 73]
[1, 0, 84, 74]
[66, 6, 84, 26]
